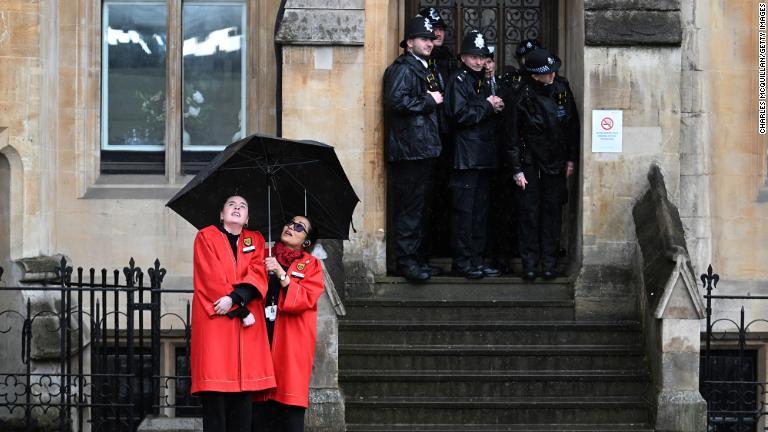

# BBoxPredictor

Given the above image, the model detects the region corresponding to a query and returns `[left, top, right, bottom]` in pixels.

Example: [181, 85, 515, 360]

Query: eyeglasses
[285, 221, 307, 234]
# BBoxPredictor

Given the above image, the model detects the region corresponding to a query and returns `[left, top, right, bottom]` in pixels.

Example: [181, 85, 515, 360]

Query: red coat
[256, 253, 325, 407]
[191, 225, 275, 394]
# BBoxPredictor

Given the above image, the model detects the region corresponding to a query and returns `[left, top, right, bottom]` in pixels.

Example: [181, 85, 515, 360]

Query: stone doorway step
[339, 276, 652, 432]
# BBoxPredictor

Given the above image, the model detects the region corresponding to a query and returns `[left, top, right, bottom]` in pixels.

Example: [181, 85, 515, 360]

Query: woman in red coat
[191, 195, 275, 432]
[251, 215, 325, 432]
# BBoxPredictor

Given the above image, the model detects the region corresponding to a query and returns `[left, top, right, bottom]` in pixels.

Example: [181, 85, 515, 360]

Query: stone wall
[0, 0, 43, 260]
[689, 1, 768, 279]
[576, 0, 683, 318]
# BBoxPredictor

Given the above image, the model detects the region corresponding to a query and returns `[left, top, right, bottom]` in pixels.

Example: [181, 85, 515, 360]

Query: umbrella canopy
[166, 134, 359, 240]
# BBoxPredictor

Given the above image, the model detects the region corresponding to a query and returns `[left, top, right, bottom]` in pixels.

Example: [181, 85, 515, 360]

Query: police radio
[425, 71, 441, 92]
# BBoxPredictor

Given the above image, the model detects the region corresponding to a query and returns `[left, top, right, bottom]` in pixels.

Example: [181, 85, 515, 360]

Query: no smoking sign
[592, 110, 622, 152]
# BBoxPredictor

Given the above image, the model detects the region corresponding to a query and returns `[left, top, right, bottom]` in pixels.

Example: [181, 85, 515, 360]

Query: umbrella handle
[268, 181, 272, 257]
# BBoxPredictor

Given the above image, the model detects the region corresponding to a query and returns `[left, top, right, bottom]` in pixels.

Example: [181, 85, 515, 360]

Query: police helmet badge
[429, 8, 440, 21]
[474, 33, 485, 49]
[423, 18, 433, 32]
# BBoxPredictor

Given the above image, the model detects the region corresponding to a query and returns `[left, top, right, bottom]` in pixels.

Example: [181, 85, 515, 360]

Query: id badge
[265, 304, 277, 321]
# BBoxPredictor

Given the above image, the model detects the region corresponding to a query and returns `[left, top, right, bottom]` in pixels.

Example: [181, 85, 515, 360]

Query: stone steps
[340, 344, 646, 371]
[344, 396, 649, 424]
[339, 277, 652, 428]
[366, 276, 572, 300]
[340, 369, 649, 398]
[343, 299, 576, 321]
[345, 424, 654, 432]
[339, 320, 641, 345]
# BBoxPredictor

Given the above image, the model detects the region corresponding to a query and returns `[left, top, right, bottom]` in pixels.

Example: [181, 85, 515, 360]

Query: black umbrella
[166, 134, 360, 243]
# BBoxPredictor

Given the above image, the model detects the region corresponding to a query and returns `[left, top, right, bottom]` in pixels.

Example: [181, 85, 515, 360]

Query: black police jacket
[506, 75, 580, 175]
[429, 45, 458, 136]
[429, 45, 457, 91]
[383, 53, 442, 162]
[444, 65, 499, 170]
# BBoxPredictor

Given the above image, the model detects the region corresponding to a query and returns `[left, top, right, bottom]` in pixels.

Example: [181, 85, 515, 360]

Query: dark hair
[293, 215, 318, 245]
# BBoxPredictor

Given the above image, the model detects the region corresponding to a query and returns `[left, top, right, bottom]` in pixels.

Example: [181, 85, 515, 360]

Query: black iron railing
[702, 265, 766, 432]
[0, 258, 198, 431]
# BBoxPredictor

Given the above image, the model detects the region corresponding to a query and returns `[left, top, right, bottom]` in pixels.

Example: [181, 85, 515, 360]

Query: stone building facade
[0, 0, 766, 430]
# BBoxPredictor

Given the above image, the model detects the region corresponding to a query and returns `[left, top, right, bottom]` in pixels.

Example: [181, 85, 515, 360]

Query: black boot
[398, 264, 431, 282]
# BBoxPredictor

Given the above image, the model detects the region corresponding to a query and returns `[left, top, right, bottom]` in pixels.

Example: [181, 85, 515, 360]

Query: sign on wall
[591, 110, 623, 152]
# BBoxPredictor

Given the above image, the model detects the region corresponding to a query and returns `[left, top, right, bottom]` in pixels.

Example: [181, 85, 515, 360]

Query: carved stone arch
[0, 128, 25, 263]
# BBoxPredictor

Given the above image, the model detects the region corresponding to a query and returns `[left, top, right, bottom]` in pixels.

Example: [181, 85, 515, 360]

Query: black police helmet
[515, 39, 544, 61]
[418, 7, 446, 29]
[458, 30, 490, 57]
[400, 16, 438, 48]
[485, 45, 496, 59]
[524, 48, 561, 74]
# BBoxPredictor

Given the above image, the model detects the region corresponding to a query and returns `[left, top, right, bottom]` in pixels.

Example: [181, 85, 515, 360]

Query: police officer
[515, 38, 542, 68]
[515, 39, 575, 265]
[507, 48, 580, 281]
[444, 30, 504, 279]
[419, 7, 456, 93]
[418, 7, 455, 269]
[383, 16, 443, 282]
[484, 46, 521, 273]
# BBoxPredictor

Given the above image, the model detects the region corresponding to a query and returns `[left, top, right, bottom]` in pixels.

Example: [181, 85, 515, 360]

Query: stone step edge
[344, 299, 576, 307]
[345, 396, 649, 407]
[340, 320, 640, 330]
[374, 276, 574, 285]
[339, 369, 650, 381]
[345, 424, 654, 432]
[340, 344, 645, 355]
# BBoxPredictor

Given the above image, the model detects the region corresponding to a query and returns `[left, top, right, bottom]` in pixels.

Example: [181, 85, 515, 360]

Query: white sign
[591, 110, 623, 152]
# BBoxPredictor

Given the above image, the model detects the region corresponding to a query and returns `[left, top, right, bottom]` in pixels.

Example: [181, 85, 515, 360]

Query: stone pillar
[651, 255, 707, 431]
[275, 2, 365, 429]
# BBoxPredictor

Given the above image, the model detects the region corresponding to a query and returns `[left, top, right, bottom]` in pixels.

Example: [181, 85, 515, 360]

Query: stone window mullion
[165, 0, 183, 182]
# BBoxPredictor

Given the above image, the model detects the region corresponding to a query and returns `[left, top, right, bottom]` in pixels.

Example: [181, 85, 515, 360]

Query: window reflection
[102, 3, 167, 151]
[182, 4, 246, 151]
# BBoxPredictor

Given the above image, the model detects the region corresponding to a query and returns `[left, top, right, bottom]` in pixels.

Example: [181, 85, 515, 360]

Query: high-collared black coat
[444, 65, 498, 170]
[383, 53, 441, 162]
[506, 75, 580, 175]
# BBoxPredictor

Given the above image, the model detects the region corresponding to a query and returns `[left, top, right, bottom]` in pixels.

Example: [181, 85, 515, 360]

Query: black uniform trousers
[389, 158, 436, 268]
[515, 163, 566, 272]
[252, 400, 305, 432]
[200, 391, 252, 432]
[450, 169, 492, 270]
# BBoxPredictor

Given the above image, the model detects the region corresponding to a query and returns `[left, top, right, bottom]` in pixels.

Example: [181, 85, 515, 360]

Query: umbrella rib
[229, 150, 323, 170]
[279, 168, 350, 235]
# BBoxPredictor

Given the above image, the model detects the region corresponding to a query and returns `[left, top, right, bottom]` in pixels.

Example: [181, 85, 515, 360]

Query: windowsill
[83, 174, 195, 200]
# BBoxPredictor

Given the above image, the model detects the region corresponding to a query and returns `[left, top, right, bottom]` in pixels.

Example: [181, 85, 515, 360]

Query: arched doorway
[389, 0, 568, 275]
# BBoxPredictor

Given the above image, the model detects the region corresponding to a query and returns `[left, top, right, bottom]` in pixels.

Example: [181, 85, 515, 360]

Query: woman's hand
[566, 161, 575, 178]
[514, 172, 528, 190]
[213, 296, 233, 315]
[242, 313, 256, 327]
[264, 257, 285, 277]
